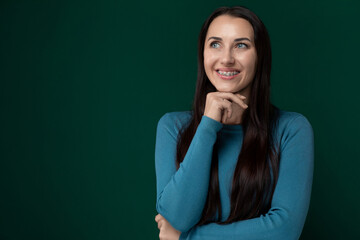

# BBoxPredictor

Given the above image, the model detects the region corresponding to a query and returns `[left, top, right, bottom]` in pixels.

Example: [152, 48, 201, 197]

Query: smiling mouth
[216, 70, 240, 76]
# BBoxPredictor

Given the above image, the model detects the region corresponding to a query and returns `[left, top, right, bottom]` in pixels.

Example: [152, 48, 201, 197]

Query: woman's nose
[220, 49, 235, 65]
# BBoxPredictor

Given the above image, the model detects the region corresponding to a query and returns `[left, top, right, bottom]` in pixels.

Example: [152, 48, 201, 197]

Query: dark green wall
[1, 0, 359, 239]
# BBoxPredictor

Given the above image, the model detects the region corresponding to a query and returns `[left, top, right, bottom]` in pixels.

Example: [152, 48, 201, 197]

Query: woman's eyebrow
[207, 36, 222, 41]
[207, 36, 252, 42]
[234, 37, 252, 42]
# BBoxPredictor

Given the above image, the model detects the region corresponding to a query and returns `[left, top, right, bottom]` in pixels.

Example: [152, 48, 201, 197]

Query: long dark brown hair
[175, 6, 281, 225]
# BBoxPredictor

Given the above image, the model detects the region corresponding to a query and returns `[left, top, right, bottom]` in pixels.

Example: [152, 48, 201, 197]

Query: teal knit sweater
[155, 110, 314, 240]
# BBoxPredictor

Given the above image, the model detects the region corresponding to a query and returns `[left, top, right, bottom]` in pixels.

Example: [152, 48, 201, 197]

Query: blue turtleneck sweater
[155, 110, 314, 240]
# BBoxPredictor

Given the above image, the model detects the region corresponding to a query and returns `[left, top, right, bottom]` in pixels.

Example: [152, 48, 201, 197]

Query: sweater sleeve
[155, 113, 223, 232]
[180, 115, 314, 240]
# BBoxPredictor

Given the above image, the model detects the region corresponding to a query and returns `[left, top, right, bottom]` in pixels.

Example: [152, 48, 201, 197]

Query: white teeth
[217, 70, 240, 76]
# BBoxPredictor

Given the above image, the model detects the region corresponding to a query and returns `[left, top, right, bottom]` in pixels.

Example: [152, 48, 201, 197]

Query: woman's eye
[236, 43, 247, 48]
[210, 42, 220, 48]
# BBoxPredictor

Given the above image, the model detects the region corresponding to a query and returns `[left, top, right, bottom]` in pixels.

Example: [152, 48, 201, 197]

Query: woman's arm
[155, 113, 223, 232]
[180, 115, 314, 240]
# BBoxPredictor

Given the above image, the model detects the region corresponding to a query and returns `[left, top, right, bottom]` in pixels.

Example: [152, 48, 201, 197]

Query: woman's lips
[215, 70, 240, 80]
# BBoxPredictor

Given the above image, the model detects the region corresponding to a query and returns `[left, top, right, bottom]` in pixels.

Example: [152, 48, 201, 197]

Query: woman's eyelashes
[236, 43, 248, 48]
[210, 41, 220, 48]
[209, 41, 248, 49]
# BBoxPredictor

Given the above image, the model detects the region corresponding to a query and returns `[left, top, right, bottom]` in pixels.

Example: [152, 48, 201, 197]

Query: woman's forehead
[206, 15, 254, 40]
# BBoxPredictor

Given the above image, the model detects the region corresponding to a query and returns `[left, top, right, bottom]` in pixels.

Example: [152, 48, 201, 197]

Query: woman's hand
[155, 214, 181, 240]
[204, 92, 248, 124]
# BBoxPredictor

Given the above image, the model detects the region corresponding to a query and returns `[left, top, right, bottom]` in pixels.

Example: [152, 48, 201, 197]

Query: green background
[1, 0, 359, 239]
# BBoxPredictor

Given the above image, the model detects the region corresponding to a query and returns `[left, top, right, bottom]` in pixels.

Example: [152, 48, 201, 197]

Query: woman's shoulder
[278, 109, 312, 128]
[276, 109, 314, 139]
[157, 111, 193, 133]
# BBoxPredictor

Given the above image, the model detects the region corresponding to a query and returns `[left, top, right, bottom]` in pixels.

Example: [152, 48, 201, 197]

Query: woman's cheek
[241, 52, 257, 69]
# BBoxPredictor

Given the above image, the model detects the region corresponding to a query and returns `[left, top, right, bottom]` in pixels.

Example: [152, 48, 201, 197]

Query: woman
[154, 6, 314, 240]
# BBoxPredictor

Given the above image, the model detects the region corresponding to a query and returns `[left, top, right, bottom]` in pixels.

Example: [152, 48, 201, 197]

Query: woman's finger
[225, 100, 232, 118]
[217, 92, 248, 109]
[222, 99, 232, 119]
[228, 93, 248, 109]
[221, 111, 227, 123]
[219, 99, 232, 123]
[155, 214, 164, 223]
[235, 93, 248, 108]
[157, 219, 163, 229]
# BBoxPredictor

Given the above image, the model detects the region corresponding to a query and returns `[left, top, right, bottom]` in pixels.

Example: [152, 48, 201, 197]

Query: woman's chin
[215, 87, 239, 93]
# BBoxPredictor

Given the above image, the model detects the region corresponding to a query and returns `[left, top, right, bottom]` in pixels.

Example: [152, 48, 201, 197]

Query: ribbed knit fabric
[155, 110, 314, 240]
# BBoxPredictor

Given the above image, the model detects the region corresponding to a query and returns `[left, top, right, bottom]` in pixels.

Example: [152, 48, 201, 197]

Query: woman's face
[204, 15, 257, 95]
